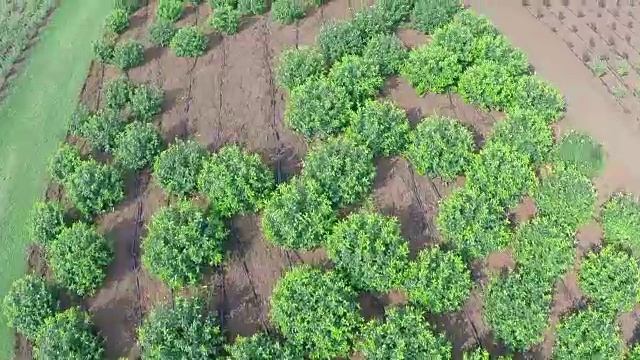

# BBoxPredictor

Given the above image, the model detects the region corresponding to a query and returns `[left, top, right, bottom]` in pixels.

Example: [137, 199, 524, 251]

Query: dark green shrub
[81, 109, 125, 152]
[578, 246, 640, 314]
[271, 0, 306, 25]
[406, 116, 475, 181]
[130, 83, 164, 121]
[276, 46, 325, 91]
[104, 76, 134, 110]
[466, 141, 536, 208]
[508, 75, 565, 124]
[346, 100, 410, 157]
[411, 0, 461, 34]
[262, 177, 336, 251]
[148, 20, 177, 47]
[553, 131, 605, 178]
[487, 108, 553, 166]
[114, 122, 162, 171]
[67, 161, 124, 216]
[2, 275, 58, 340]
[28, 200, 65, 247]
[226, 333, 303, 359]
[197, 145, 275, 217]
[534, 168, 596, 233]
[270, 266, 362, 359]
[34, 308, 104, 360]
[209, 5, 240, 35]
[553, 308, 623, 359]
[142, 200, 228, 289]
[436, 187, 511, 260]
[105, 9, 130, 34]
[401, 45, 462, 95]
[317, 20, 365, 65]
[284, 77, 352, 139]
[362, 33, 407, 76]
[513, 218, 574, 284]
[458, 61, 518, 111]
[92, 35, 116, 63]
[404, 246, 472, 313]
[238, 0, 267, 15]
[601, 194, 640, 256]
[48, 143, 82, 183]
[112, 41, 144, 70]
[157, 0, 184, 22]
[375, 0, 414, 28]
[138, 296, 224, 359]
[48, 222, 113, 296]
[327, 212, 409, 292]
[484, 273, 551, 351]
[470, 34, 530, 76]
[153, 140, 206, 196]
[327, 55, 383, 106]
[302, 137, 375, 208]
[431, 21, 475, 67]
[358, 306, 452, 359]
[69, 104, 91, 137]
[170, 26, 208, 57]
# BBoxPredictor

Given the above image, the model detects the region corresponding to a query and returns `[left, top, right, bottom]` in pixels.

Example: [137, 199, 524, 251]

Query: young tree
[114, 122, 163, 171]
[34, 308, 104, 359]
[457, 60, 519, 111]
[105, 8, 130, 34]
[226, 333, 303, 360]
[112, 41, 145, 70]
[28, 200, 65, 247]
[209, 5, 241, 35]
[2, 275, 58, 340]
[153, 140, 206, 196]
[80, 109, 126, 153]
[276, 46, 326, 91]
[104, 76, 134, 111]
[157, 0, 184, 22]
[470, 34, 530, 76]
[148, 20, 177, 47]
[402, 45, 462, 95]
[327, 55, 384, 106]
[237, 0, 267, 15]
[508, 75, 566, 124]
[130, 83, 164, 122]
[66, 161, 124, 216]
[170, 26, 208, 57]
[553, 308, 623, 359]
[48, 143, 82, 184]
[271, 0, 306, 25]
[92, 35, 116, 63]
[362, 33, 407, 77]
[411, 0, 461, 34]
[600, 193, 640, 256]
[317, 20, 366, 65]
[346, 100, 410, 157]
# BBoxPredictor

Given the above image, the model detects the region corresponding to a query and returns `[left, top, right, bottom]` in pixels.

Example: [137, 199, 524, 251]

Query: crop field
[5, 0, 640, 359]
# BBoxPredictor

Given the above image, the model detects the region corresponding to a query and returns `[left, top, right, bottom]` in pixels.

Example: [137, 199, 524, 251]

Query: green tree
[262, 177, 336, 251]
[112, 41, 145, 70]
[66, 161, 124, 216]
[153, 139, 206, 196]
[209, 5, 241, 35]
[130, 83, 164, 122]
[351, 6, 392, 41]
[48, 222, 113, 297]
[148, 20, 177, 47]
[170, 26, 208, 57]
[28, 200, 65, 247]
[198, 145, 275, 217]
[69, 104, 92, 137]
[375, 0, 414, 28]
[92, 35, 116, 63]
[226, 333, 303, 360]
[458, 61, 519, 111]
[508, 75, 565, 124]
[431, 21, 475, 67]
[302, 137, 375, 208]
[406, 116, 475, 181]
[271, 266, 362, 359]
[362, 33, 407, 76]
[317, 20, 366, 65]
[358, 306, 452, 359]
[142, 201, 228, 289]
[327, 55, 383, 106]
[104, 76, 134, 110]
[48, 143, 82, 184]
[2, 275, 58, 340]
[157, 0, 184, 22]
[470, 34, 530, 76]
[411, 0, 461, 34]
[271, 0, 306, 25]
[238, 0, 267, 15]
[463, 347, 491, 360]
[451, 10, 498, 39]
[402, 44, 462, 95]
[34, 308, 104, 360]
[276, 46, 326, 91]
[81, 109, 126, 152]
[114, 122, 162, 171]
[553, 308, 623, 359]
[600, 193, 640, 256]
[105, 8, 130, 34]
[553, 131, 605, 178]
[138, 296, 224, 359]
[346, 100, 410, 157]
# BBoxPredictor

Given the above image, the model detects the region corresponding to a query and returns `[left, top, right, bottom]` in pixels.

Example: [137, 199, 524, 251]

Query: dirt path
[469, 0, 640, 197]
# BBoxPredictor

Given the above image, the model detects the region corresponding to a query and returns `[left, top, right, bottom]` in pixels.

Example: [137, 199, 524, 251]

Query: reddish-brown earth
[17, 0, 640, 359]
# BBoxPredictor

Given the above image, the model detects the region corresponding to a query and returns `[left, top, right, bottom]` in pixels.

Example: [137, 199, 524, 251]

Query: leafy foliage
[600, 194, 640, 255]
[226, 333, 303, 360]
[402, 45, 462, 95]
[112, 41, 144, 70]
[578, 246, 640, 314]
[142, 201, 228, 289]
[262, 177, 336, 251]
[463, 347, 491, 360]
[104, 76, 134, 110]
[48, 143, 82, 184]
[34, 308, 104, 360]
[362, 33, 407, 76]
[237, 0, 267, 15]
[350, 6, 392, 40]
[81, 109, 125, 152]
[553, 131, 605, 178]
[130, 83, 164, 122]
[276, 46, 325, 92]
[197, 145, 275, 217]
[470, 34, 530, 76]
[411, 0, 461, 34]
[69, 104, 92, 137]
[508, 75, 566, 124]
[153, 140, 205, 196]
[302, 137, 375, 208]
[404, 246, 472, 313]
[406, 116, 475, 181]
[270, 266, 362, 359]
[28, 200, 65, 247]
[484, 273, 551, 351]
[66, 161, 124, 216]
[451, 9, 498, 39]
[2, 275, 58, 340]
[148, 20, 177, 47]
[629, 344, 640, 360]
[487, 108, 553, 166]
[114, 122, 162, 171]
[358, 306, 452, 359]
[138, 296, 224, 359]
[271, 0, 306, 25]
[92, 35, 116, 63]
[375, 0, 414, 28]
[317, 20, 366, 65]
[115, 0, 143, 14]
[327, 212, 409, 292]
[209, 5, 240, 35]
[466, 141, 536, 208]
[157, 0, 184, 22]
[457, 61, 518, 111]
[513, 218, 574, 284]
[48, 223, 113, 296]
[284, 77, 352, 139]
[534, 168, 596, 233]
[105, 9, 130, 34]
[170, 26, 208, 57]
[431, 21, 475, 67]
[328, 55, 383, 106]
[553, 308, 624, 359]
[436, 187, 511, 260]
[346, 100, 410, 157]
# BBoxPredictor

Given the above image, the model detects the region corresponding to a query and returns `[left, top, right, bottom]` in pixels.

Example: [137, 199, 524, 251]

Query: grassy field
[0, 0, 113, 357]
